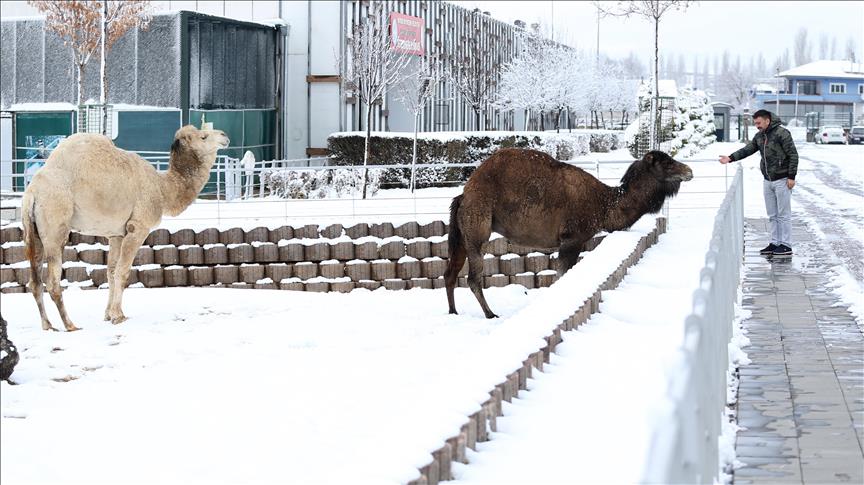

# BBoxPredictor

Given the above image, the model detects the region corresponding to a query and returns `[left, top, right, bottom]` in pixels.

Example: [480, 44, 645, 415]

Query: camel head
[617, 150, 693, 215]
[621, 150, 692, 190]
[169, 125, 230, 173]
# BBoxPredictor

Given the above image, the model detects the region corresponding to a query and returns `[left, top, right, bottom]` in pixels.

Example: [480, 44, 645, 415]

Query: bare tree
[595, 0, 690, 148]
[393, 57, 444, 192]
[818, 33, 829, 60]
[793, 28, 811, 66]
[721, 66, 755, 110]
[447, 11, 502, 131]
[341, 6, 412, 199]
[830, 37, 838, 60]
[29, 0, 151, 113]
[845, 36, 858, 62]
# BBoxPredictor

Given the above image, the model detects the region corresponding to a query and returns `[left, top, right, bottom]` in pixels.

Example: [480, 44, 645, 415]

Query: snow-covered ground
[1, 139, 860, 484]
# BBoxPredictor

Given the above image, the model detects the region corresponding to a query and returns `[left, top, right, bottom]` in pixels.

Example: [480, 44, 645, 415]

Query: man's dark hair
[752, 109, 773, 121]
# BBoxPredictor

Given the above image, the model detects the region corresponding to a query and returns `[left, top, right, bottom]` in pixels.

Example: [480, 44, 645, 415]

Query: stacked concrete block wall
[0, 222, 605, 294]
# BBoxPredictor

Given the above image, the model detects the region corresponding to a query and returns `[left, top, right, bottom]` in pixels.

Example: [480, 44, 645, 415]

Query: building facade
[1, 0, 530, 162]
[753, 60, 864, 127]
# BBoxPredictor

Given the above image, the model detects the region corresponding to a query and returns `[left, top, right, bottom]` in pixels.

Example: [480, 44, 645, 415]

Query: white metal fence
[1, 154, 737, 228]
[642, 164, 744, 484]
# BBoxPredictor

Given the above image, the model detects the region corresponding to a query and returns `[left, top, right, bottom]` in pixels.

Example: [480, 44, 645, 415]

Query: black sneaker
[759, 243, 777, 255]
[772, 244, 792, 256]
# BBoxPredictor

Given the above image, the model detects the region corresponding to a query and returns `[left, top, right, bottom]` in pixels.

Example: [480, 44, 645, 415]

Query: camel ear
[171, 137, 181, 153]
[643, 152, 654, 164]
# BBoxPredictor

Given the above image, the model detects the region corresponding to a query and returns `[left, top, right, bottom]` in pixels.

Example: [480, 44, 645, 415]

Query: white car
[816, 125, 847, 144]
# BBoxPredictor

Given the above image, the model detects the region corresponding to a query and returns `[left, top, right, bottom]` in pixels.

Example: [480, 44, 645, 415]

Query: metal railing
[642, 164, 744, 484]
[1, 154, 736, 227]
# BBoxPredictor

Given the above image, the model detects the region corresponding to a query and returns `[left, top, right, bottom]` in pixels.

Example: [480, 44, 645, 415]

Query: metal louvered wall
[342, 0, 524, 134]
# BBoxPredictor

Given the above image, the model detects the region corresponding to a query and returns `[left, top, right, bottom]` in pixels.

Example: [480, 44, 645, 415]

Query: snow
[1, 135, 860, 484]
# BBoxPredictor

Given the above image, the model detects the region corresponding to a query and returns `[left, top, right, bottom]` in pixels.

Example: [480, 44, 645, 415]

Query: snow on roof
[752, 83, 777, 93]
[657, 80, 678, 98]
[7, 103, 76, 112]
[779, 60, 864, 79]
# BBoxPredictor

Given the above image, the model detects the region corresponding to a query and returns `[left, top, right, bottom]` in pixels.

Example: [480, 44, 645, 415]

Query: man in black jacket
[720, 109, 799, 256]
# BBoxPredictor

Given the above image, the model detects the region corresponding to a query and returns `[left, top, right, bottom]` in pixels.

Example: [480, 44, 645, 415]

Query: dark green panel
[13, 111, 74, 191]
[113, 110, 182, 153]
[189, 109, 244, 147]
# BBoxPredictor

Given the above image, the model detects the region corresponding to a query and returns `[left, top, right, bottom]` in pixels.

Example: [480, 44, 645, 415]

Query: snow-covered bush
[326, 131, 598, 188]
[262, 168, 381, 199]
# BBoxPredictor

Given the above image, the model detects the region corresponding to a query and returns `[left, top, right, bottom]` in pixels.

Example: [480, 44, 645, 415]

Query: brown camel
[444, 148, 693, 318]
[22, 125, 229, 331]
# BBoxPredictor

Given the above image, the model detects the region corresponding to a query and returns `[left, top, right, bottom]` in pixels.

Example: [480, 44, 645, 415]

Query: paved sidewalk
[735, 218, 864, 484]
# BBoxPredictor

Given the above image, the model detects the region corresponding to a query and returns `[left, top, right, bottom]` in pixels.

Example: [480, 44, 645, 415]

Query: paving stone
[734, 218, 864, 483]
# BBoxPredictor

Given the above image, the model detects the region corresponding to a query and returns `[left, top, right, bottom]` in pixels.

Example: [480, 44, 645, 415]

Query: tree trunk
[361, 106, 372, 200]
[475, 108, 481, 132]
[410, 114, 419, 192]
[556, 107, 563, 133]
[651, 17, 660, 150]
[76, 62, 85, 110]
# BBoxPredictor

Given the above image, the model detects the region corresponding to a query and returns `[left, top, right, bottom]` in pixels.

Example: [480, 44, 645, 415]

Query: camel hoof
[111, 316, 128, 325]
[65, 325, 82, 332]
[484, 313, 499, 319]
[43, 325, 59, 332]
[448, 309, 458, 315]
[103, 313, 111, 322]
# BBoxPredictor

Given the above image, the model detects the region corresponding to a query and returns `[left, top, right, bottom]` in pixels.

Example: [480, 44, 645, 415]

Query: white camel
[22, 125, 229, 331]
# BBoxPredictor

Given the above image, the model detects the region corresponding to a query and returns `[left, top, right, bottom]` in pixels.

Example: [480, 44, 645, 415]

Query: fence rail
[2, 156, 735, 227]
[642, 164, 744, 483]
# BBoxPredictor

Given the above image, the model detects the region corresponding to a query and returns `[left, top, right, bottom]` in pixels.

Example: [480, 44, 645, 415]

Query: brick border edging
[407, 218, 666, 485]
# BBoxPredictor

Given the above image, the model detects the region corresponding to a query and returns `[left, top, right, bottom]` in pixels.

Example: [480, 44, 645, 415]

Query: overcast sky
[454, 1, 864, 69]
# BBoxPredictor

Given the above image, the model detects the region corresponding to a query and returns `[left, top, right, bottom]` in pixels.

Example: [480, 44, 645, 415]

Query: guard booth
[711, 102, 733, 142]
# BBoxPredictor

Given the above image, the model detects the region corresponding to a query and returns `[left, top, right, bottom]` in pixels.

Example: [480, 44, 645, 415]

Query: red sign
[390, 12, 424, 55]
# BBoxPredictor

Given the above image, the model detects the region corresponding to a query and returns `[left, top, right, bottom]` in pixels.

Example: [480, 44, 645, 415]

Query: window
[859, 84, 864, 95]
[797, 80, 818, 95]
[829, 82, 847, 94]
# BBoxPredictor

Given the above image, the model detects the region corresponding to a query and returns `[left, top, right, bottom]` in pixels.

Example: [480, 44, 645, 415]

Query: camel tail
[21, 192, 39, 265]
[447, 194, 463, 258]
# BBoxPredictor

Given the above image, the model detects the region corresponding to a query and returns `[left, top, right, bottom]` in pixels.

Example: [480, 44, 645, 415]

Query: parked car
[847, 126, 864, 145]
[816, 125, 847, 144]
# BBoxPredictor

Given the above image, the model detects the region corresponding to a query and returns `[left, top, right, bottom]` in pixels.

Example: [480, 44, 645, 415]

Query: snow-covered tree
[668, 88, 716, 157]
[393, 56, 444, 192]
[29, 0, 151, 109]
[596, 0, 691, 149]
[341, 5, 412, 199]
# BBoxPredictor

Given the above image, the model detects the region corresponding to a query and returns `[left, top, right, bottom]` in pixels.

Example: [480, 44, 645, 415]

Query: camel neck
[160, 153, 213, 216]
[604, 182, 660, 232]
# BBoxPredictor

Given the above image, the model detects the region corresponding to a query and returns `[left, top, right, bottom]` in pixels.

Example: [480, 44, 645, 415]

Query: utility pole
[596, 6, 600, 64]
[775, 67, 780, 115]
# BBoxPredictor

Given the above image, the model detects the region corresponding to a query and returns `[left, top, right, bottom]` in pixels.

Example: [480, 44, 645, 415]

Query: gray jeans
[763, 179, 792, 247]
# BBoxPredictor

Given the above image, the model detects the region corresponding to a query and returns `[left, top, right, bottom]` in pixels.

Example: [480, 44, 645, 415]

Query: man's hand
[787, 179, 795, 190]
[719, 155, 732, 164]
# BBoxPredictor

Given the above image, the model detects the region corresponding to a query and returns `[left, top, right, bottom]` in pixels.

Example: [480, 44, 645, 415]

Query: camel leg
[25, 233, 55, 331]
[460, 211, 497, 319]
[106, 223, 149, 324]
[444, 239, 467, 315]
[556, 239, 584, 275]
[104, 237, 123, 321]
[44, 247, 79, 332]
